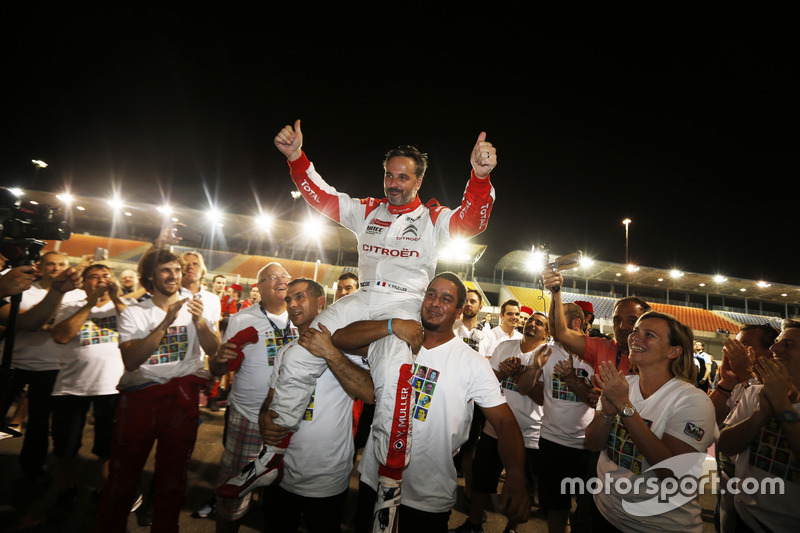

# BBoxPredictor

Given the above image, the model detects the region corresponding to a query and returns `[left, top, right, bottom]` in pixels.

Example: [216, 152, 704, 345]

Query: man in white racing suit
[220, 119, 497, 531]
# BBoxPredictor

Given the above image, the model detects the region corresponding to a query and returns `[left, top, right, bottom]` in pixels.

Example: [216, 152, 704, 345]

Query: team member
[543, 270, 650, 377]
[335, 272, 359, 300]
[717, 319, 800, 533]
[0, 251, 83, 481]
[332, 273, 529, 533]
[93, 247, 220, 532]
[452, 312, 549, 533]
[223, 119, 496, 532]
[584, 311, 717, 532]
[531, 303, 596, 533]
[480, 299, 522, 359]
[210, 262, 297, 532]
[256, 278, 374, 532]
[49, 263, 127, 516]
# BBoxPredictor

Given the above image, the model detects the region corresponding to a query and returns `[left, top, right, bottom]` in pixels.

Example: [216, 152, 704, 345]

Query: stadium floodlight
[304, 215, 324, 239]
[526, 246, 548, 272]
[106, 197, 124, 212]
[578, 256, 594, 269]
[32, 159, 48, 168]
[670, 270, 684, 279]
[56, 193, 74, 205]
[157, 205, 173, 217]
[8, 188, 22, 197]
[757, 281, 771, 288]
[713, 275, 728, 283]
[626, 264, 639, 273]
[206, 207, 224, 227]
[256, 213, 274, 232]
[441, 237, 472, 263]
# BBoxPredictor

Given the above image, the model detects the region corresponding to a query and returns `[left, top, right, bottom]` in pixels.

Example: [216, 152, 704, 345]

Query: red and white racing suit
[271, 152, 494, 480]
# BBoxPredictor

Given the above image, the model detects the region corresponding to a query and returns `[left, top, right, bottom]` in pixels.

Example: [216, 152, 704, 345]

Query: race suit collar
[387, 195, 422, 215]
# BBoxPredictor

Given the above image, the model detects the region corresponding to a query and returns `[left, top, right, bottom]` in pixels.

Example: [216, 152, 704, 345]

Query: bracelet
[716, 384, 733, 394]
[387, 318, 394, 336]
[599, 411, 618, 425]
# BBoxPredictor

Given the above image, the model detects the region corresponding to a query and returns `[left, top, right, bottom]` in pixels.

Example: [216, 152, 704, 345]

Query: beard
[421, 317, 438, 332]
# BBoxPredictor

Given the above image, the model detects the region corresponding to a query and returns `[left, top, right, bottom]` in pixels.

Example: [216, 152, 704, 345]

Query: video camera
[0, 188, 72, 268]
[532, 244, 582, 293]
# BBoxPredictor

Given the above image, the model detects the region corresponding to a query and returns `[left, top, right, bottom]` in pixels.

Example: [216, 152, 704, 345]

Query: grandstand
[12, 187, 799, 361]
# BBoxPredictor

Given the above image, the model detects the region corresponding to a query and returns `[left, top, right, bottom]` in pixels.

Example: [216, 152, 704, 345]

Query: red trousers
[93, 375, 205, 533]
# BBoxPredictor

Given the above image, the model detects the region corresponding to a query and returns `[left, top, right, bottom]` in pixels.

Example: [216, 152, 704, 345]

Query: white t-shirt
[483, 338, 543, 449]
[538, 341, 595, 449]
[268, 339, 368, 498]
[359, 336, 506, 513]
[693, 351, 711, 369]
[51, 299, 125, 396]
[6, 283, 86, 371]
[453, 319, 487, 354]
[726, 385, 800, 532]
[226, 304, 297, 424]
[594, 376, 718, 532]
[480, 326, 522, 360]
[116, 288, 216, 389]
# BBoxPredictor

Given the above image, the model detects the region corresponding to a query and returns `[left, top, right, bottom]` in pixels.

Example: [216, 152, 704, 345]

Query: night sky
[2, 9, 796, 284]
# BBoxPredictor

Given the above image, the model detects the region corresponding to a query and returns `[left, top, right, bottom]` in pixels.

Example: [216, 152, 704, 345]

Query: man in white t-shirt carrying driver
[331, 273, 529, 533]
[209, 262, 297, 532]
[48, 263, 128, 517]
[93, 247, 220, 533]
[250, 277, 375, 532]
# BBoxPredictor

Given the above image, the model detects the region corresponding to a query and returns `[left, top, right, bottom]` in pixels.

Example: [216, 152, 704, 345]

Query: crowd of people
[0, 120, 797, 533]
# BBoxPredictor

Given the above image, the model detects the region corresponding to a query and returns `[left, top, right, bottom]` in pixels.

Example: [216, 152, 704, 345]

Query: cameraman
[0, 251, 83, 482]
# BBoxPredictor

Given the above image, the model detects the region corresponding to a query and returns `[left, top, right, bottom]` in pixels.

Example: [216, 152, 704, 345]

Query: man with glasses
[209, 262, 298, 532]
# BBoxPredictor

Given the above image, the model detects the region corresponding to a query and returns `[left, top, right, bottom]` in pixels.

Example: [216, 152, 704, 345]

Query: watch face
[621, 405, 636, 417]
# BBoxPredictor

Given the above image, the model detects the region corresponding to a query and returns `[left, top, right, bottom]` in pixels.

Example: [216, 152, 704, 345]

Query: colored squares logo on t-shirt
[411, 364, 440, 421]
[265, 327, 298, 366]
[549, 369, 589, 402]
[749, 419, 800, 482]
[606, 417, 653, 475]
[461, 336, 480, 351]
[303, 390, 316, 422]
[500, 375, 518, 392]
[147, 325, 189, 365]
[79, 315, 119, 346]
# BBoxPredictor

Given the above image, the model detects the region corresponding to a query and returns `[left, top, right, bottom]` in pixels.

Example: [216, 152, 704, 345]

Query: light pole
[622, 218, 631, 264]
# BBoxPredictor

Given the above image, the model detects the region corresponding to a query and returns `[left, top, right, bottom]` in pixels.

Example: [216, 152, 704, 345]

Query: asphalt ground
[0, 405, 718, 532]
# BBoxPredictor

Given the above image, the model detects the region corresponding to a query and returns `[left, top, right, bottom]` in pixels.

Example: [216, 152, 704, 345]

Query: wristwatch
[775, 410, 800, 424]
[619, 403, 637, 418]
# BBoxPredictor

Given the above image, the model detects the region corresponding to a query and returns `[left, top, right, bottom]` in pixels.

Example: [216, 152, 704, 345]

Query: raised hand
[274, 119, 303, 162]
[596, 361, 630, 413]
[470, 132, 497, 179]
[0, 265, 36, 297]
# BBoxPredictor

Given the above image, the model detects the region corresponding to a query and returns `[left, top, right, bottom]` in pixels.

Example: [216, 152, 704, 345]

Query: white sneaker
[216, 445, 283, 499]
